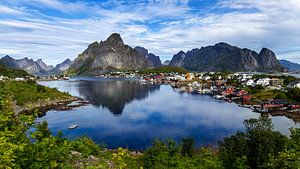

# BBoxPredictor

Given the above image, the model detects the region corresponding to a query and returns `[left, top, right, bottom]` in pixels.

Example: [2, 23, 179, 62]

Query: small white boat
[68, 124, 79, 129]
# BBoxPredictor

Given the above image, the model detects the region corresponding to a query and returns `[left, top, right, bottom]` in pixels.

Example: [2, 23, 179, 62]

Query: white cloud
[0, 0, 300, 65]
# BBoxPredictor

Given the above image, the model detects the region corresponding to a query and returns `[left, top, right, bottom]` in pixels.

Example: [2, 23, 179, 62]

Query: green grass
[0, 81, 72, 106]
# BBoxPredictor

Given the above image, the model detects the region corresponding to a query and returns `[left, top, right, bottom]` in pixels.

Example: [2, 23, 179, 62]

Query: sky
[0, 0, 300, 66]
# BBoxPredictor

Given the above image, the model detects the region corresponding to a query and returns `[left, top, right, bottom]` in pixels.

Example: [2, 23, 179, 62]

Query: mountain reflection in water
[77, 80, 160, 114]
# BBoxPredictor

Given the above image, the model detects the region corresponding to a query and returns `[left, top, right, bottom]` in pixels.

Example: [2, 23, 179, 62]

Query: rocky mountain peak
[106, 33, 124, 46]
[134, 46, 148, 56]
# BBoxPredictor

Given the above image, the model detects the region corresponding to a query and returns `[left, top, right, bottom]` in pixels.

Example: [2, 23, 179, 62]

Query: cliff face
[69, 33, 151, 75]
[169, 43, 283, 72]
[134, 46, 162, 67]
[169, 51, 186, 67]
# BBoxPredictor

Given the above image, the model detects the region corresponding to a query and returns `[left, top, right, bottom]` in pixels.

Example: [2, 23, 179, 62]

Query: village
[138, 71, 300, 122]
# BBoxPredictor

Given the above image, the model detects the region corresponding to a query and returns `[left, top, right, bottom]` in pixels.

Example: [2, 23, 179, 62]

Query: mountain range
[169, 42, 283, 72]
[279, 59, 300, 71]
[2, 33, 297, 75]
[0, 55, 72, 76]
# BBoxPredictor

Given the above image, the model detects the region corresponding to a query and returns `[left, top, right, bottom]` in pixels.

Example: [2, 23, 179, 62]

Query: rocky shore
[13, 96, 90, 116]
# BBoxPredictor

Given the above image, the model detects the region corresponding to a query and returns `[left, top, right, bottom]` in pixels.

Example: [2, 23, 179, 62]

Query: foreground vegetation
[0, 81, 72, 106]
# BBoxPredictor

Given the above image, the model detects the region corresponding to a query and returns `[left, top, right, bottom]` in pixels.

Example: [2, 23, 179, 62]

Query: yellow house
[185, 73, 195, 81]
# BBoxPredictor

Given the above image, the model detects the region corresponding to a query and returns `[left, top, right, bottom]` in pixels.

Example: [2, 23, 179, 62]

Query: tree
[181, 137, 195, 157]
[219, 117, 288, 169]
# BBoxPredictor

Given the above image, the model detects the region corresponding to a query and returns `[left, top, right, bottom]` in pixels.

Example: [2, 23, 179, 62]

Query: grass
[0, 81, 72, 106]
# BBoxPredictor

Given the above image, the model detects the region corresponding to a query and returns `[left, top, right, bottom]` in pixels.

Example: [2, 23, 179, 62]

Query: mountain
[0, 55, 50, 75]
[134, 46, 162, 67]
[0, 55, 73, 76]
[47, 59, 73, 75]
[279, 59, 300, 71]
[163, 60, 170, 66]
[169, 51, 186, 67]
[0, 61, 31, 78]
[169, 42, 283, 72]
[68, 33, 151, 75]
[36, 59, 54, 70]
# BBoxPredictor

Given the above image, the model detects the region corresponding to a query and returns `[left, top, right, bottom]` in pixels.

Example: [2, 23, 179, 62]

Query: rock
[68, 33, 152, 75]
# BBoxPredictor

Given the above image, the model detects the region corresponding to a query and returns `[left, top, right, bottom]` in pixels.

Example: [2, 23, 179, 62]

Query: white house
[246, 79, 255, 86]
[288, 81, 300, 89]
[0, 76, 5, 81]
[241, 73, 254, 80]
[256, 78, 270, 86]
[202, 75, 211, 81]
[14, 77, 25, 81]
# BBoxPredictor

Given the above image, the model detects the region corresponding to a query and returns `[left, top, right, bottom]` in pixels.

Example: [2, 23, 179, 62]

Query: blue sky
[0, 0, 300, 65]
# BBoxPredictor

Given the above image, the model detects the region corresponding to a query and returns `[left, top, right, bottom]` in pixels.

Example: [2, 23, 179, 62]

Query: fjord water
[38, 78, 300, 150]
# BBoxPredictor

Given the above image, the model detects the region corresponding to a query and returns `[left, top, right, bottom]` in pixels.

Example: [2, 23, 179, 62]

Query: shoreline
[14, 96, 90, 116]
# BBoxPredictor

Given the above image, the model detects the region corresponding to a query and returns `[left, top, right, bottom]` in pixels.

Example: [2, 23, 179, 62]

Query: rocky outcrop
[169, 51, 186, 67]
[134, 46, 162, 67]
[68, 33, 151, 75]
[169, 42, 283, 72]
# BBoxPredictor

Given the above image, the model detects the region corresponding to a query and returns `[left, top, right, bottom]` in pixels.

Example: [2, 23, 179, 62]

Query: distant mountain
[169, 51, 186, 67]
[163, 60, 170, 66]
[169, 42, 283, 72]
[47, 59, 73, 75]
[68, 33, 151, 75]
[134, 46, 162, 67]
[0, 61, 31, 78]
[0, 55, 73, 76]
[0, 55, 50, 75]
[279, 59, 300, 71]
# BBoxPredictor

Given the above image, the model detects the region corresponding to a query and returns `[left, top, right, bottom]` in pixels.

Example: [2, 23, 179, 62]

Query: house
[0, 76, 5, 81]
[14, 77, 25, 81]
[242, 94, 252, 101]
[287, 81, 300, 89]
[269, 78, 283, 87]
[223, 87, 235, 95]
[246, 79, 255, 86]
[234, 89, 248, 97]
[241, 73, 253, 80]
[185, 73, 195, 81]
[202, 75, 211, 81]
[256, 78, 270, 86]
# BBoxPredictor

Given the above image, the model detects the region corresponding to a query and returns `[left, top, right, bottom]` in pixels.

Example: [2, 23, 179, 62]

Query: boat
[68, 124, 79, 129]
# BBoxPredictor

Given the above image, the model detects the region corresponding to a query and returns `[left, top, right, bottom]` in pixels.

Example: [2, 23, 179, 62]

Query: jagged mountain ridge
[68, 33, 152, 75]
[169, 42, 283, 72]
[134, 46, 162, 67]
[279, 59, 300, 71]
[0, 55, 72, 76]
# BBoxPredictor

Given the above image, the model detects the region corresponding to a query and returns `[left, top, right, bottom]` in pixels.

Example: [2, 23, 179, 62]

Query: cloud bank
[0, 0, 299, 65]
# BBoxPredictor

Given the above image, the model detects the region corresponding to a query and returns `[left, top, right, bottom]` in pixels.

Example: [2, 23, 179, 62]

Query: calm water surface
[37, 78, 300, 149]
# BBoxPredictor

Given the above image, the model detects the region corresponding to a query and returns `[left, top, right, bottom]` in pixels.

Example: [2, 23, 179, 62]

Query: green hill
[0, 62, 31, 78]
